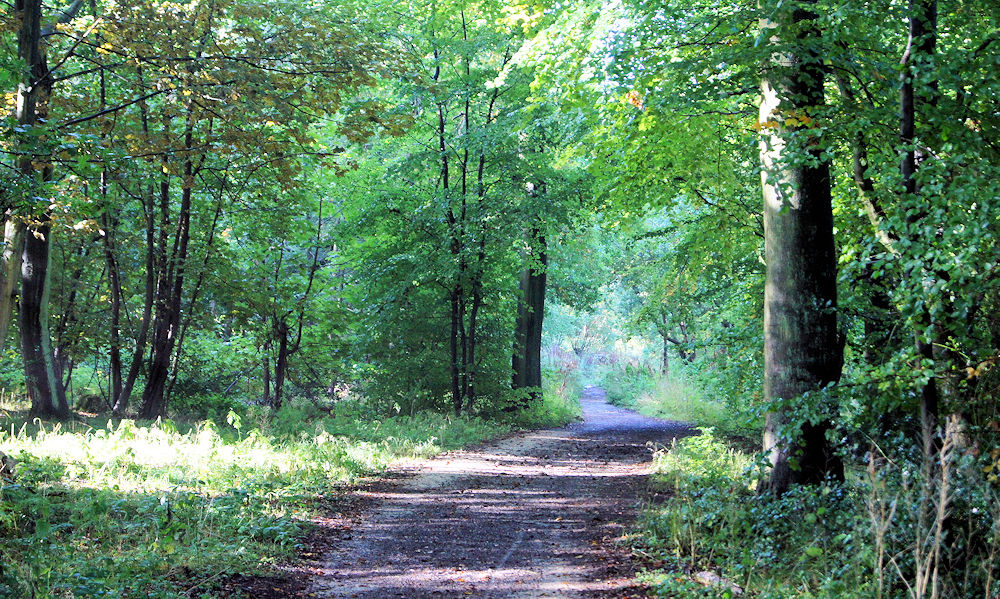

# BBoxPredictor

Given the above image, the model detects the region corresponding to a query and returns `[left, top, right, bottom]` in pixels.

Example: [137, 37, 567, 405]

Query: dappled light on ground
[311, 387, 694, 598]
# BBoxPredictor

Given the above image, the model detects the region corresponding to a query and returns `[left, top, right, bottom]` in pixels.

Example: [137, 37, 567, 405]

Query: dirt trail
[309, 386, 694, 598]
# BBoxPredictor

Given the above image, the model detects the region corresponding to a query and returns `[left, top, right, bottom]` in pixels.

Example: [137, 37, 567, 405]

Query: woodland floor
[231, 387, 694, 599]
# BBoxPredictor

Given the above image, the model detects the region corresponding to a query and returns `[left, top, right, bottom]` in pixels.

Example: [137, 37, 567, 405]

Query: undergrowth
[636, 428, 1000, 598]
[0, 399, 514, 598]
[601, 365, 758, 440]
[504, 366, 583, 429]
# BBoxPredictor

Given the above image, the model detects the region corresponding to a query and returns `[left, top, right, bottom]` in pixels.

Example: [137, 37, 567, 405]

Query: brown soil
[296, 386, 694, 598]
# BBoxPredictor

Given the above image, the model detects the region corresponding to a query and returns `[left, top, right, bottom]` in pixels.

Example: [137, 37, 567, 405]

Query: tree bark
[102, 213, 124, 408]
[138, 139, 195, 419]
[0, 220, 24, 351]
[262, 339, 272, 406]
[16, 0, 73, 419]
[758, 0, 844, 494]
[21, 216, 69, 418]
[512, 231, 547, 402]
[272, 319, 289, 410]
[900, 0, 940, 458]
[661, 333, 670, 377]
[114, 185, 156, 415]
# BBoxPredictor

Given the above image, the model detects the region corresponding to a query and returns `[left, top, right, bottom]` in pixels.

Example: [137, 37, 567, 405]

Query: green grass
[601, 366, 759, 440]
[504, 367, 583, 429]
[0, 399, 516, 598]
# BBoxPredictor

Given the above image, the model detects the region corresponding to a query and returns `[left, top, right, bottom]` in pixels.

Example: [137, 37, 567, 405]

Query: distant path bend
[310, 386, 694, 598]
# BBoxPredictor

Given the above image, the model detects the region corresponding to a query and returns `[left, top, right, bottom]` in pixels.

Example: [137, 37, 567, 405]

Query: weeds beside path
[0, 403, 512, 598]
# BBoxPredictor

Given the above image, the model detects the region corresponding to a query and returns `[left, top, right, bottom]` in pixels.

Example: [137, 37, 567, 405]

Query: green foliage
[0, 403, 506, 597]
[637, 426, 1000, 599]
[500, 366, 583, 429]
[601, 364, 657, 406]
[601, 365, 759, 440]
[639, 432, 874, 598]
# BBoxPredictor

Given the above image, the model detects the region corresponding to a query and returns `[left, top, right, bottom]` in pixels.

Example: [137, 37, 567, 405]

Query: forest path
[309, 386, 694, 598]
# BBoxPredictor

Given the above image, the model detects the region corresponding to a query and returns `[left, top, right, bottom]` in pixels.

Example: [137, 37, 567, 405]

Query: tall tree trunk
[512, 232, 547, 403]
[16, 0, 71, 419]
[758, 0, 843, 494]
[449, 288, 462, 415]
[114, 185, 156, 415]
[165, 192, 222, 401]
[661, 333, 670, 377]
[464, 237, 487, 413]
[138, 143, 195, 419]
[272, 320, 289, 410]
[102, 213, 123, 407]
[113, 69, 156, 415]
[21, 215, 69, 418]
[261, 338, 272, 406]
[900, 0, 940, 458]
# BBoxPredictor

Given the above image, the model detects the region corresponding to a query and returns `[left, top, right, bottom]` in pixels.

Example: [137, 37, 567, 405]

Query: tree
[511, 216, 547, 400]
[757, 0, 843, 494]
[11, 0, 86, 419]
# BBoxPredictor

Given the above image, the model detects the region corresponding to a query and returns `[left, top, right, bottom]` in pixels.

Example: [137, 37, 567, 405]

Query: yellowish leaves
[783, 114, 814, 128]
[966, 356, 996, 380]
[984, 448, 1000, 484]
[625, 90, 644, 110]
[753, 110, 816, 131]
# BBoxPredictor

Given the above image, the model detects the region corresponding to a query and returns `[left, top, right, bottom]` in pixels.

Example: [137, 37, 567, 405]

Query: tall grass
[601, 365, 759, 439]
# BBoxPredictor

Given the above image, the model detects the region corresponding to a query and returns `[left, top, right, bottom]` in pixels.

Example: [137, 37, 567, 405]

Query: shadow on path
[311, 386, 695, 598]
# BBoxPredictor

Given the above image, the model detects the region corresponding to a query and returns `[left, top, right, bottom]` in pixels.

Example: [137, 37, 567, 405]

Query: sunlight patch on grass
[0, 402, 509, 597]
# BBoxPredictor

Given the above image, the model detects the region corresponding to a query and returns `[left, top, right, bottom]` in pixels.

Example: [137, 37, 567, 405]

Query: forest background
[1, 0, 999, 597]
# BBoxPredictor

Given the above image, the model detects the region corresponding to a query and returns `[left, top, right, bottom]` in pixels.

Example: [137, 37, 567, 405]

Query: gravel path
[309, 386, 694, 598]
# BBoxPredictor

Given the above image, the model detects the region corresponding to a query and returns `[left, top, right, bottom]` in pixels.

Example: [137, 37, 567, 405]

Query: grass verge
[601, 365, 758, 441]
[629, 410, 1000, 598]
[0, 400, 519, 598]
[635, 430, 877, 598]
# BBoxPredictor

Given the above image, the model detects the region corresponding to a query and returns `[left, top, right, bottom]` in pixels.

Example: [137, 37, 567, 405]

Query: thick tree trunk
[21, 216, 69, 419]
[16, 0, 70, 419]
[758, 1, 844, 494]
[512, 233, 547, 402]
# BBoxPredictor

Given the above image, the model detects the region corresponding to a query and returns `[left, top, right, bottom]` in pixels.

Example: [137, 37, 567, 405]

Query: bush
[635, 421, 1000, 599]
